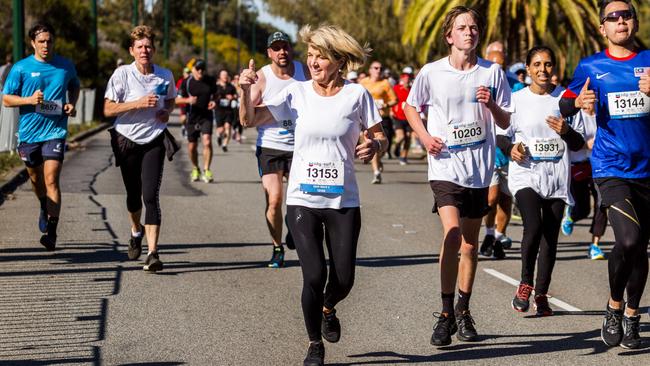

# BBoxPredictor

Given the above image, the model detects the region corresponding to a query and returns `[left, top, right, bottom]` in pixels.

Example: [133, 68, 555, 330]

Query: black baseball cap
[194, 59, 206, 70]
[267, 31, 290, 48]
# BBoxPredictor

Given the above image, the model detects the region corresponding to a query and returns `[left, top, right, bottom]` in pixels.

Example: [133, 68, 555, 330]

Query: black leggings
[516, 188, 565, 295]
[119, 135, 165, 225]
[570, 176, 607, 237]
[286, 205, 361, 342]
[606, 200, 650, 309]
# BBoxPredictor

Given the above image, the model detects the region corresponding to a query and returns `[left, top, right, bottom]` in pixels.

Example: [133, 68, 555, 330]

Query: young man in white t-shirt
[404, 6, 512, 347]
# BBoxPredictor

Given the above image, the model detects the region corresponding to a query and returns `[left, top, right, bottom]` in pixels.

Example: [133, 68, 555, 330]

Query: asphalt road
[1, 114, 649, 365]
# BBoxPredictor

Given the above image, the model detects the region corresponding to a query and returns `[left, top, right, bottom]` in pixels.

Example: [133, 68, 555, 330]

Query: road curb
[0, 122, 112, 197]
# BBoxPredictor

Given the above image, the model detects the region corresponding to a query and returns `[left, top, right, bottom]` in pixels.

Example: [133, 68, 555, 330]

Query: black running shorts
[256, 146, 293, 177]
[429, 180, 489, 219]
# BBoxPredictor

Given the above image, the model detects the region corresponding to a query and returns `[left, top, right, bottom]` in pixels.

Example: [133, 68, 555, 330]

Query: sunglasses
[601, 10, 635, 23]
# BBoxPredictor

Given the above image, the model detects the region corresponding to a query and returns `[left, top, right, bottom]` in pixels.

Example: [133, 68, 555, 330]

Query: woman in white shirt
[497, 46, 585, 316]
[404, 6, 512, 347]
[239, 25, 386, 366]
[104, 26, 177, 272]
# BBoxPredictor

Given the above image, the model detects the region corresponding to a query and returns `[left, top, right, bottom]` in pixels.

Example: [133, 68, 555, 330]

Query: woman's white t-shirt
[406, 57, 513, 188]
[265, 80, 382, 209]
[502, 86, 585, 205]
[105, 62, 176, 144]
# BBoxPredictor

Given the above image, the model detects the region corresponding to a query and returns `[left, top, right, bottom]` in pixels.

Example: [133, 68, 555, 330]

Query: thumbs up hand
[640, 69, 650, 96]
[239, 59, 258, 91]
[575, 77, 597, 112]
[356, 129, 379, 163]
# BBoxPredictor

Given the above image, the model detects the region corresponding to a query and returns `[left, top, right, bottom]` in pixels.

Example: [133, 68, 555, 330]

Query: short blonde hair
[130, 25, 156, 47]
[299, 24, 371, 74]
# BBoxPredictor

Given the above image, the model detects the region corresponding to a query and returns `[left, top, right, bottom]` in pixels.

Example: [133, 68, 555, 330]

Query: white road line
[483, 268, 583, 312]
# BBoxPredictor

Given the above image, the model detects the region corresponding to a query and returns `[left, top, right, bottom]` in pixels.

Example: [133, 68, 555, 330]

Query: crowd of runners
[2, 0, 650, 365]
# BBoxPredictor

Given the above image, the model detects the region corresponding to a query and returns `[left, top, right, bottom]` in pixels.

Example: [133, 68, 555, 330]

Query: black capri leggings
[569, 175, 607, 237]
[596, 178, 650, 309]
[119, 134, 165, 225]
[515, 188, 565, 295]
[286, 205, 361, 342]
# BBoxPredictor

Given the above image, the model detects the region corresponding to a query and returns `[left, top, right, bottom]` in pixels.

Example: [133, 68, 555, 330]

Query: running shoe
[303, 341, 325, 366]
[512, 283, 533, 312]
[430, 312, 457, 346]
[190, 167, 200, 182]
[39, 233, 57, 251]
[201, 169, 214, 183]
[321, 309, 341, 343]
[621, 314, 642, 349]
[398, 157, 408, 166]
[371, 173, 382, 184]
[492, 239, 506, 260]
[479, 234, 494, 257]
[588, 244, 605, 260]
[222, 145, 228, 153]
[456, 311, 478, 342]
[127, 226, 143, 260]
[268, 246, 285, 268]
[561, 215, 574, 236]
[498, 236, 513, 250]
[143, 252, 163, 272]
[601, 304, 624, 347]
[38, 208, 48, 233]
[534, 294, 553, 317]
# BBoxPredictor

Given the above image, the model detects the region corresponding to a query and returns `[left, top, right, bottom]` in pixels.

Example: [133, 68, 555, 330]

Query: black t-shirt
[179, 75, 217, 122]
[215, 82, 237, 112]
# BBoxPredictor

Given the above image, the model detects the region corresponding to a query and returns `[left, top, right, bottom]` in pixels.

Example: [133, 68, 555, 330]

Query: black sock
[455, 290, 471, 314]
[47, 217, 59, 236]
[441, 292, 455, 315]
[39, 197, 47, 211]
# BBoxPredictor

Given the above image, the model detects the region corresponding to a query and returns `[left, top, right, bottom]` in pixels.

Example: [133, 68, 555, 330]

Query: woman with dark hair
[404, 6, 512, 347]
[498, 46, 585, 316]
[104, 25, 178, 272]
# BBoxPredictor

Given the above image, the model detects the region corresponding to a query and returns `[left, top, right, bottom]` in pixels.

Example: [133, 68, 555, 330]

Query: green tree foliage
[264, 0, 419, 73]
[395, 0, 649, 78]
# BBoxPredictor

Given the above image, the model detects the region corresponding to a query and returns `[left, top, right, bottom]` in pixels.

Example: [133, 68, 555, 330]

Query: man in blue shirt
[2, 23, 80, 251]
[560, 0, 650, 349]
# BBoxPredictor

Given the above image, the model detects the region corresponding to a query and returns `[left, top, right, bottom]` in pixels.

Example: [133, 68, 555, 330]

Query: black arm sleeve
[496, 134, 514, 157]
[559, 97, 580, 118]
[561, 126, 585, 152]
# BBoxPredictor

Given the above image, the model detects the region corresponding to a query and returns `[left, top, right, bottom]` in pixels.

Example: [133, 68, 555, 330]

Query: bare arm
[3, 91, 42, 107]
[239, 59, 274, 127]
[356, 123, 387, 162]
[404, 103, 445, 156]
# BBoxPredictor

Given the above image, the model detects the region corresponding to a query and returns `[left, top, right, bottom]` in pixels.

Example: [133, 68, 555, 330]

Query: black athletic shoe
[38, 208, 48, 233]
[534, 294, 553, 317]
[222, 145, 228, 153]
[512, 283, 533, 312]
[601, 304, 624, 347]
[268, 246, 285, 268]
[143, 252, 163, 272]
[39, 233, 57, 251]
[321, 309, 341, 343]
[303, 341, 325, 366]
[492, 239, 506, 259]
[621, 315, 642, 349]
[456, 311, 478, 342]
[127, 226, 143, 260]
[430, 312, 457, 346]
[480, 234, 494, 257]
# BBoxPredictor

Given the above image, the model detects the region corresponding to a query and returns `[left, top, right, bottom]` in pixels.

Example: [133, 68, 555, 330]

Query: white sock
[373, 170, 381, 175]
[495, 230, 505, 241]
[485, 227, 495, 236]
[132, 228, 143, 237]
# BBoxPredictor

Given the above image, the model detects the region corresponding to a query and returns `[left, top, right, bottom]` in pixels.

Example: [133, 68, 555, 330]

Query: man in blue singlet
[559, 0, 650, 349]
[2, 23, 80, 251]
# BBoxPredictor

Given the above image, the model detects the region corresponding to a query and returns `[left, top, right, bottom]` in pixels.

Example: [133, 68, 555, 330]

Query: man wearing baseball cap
[245, 31, 310, 268]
